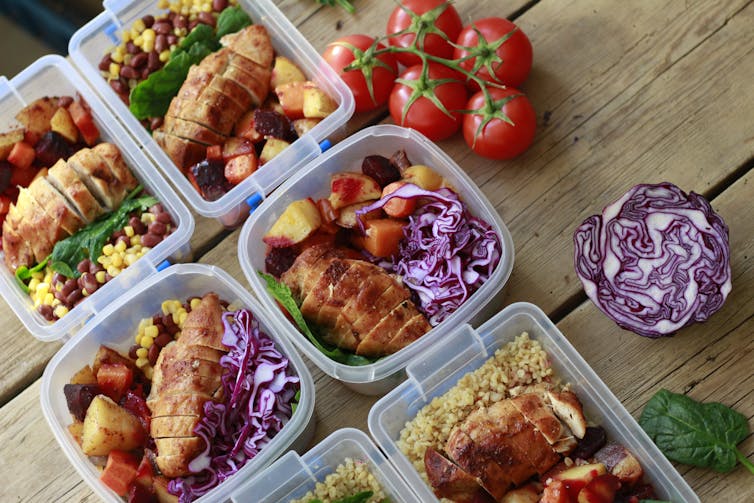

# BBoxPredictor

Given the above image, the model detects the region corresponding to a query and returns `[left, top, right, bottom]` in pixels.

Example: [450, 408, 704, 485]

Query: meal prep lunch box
[233, 427, 420, 503]
[0, 55, 194, 342]
[41, 263, 317, 503]
[368, 302, 700, 503]
[239, 125, 515, 395]
[69, 0, 355, 227]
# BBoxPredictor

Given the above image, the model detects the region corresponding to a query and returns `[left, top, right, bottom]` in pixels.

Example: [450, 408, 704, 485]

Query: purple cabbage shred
[356, 183, 502, 326]
[573, 182, 732, 338]
[168, 309, 299, 502]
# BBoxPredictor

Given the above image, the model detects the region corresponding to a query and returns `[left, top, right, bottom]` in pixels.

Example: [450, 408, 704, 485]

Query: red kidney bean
[166, 34, 178, 46]
[141, 67, 151, 80]
[141, 233, 162, 247]
[98, 53, 112, 71]
[150, 117, 164, 130]
[156, 212, 172, 225]
[112, 229, 126, 240]
[76, 259, 90, 274]
[38, 304, 55, 321]
[147, 51, 160, 71]
[155, 34, 168, 54]
[130, 52, 147, 68]
[155, 332, 173, 348]
[66, 289, 83, 306]
[148, 221, 167, 236]
[52, 272, 65, 286]
[197, 12, 216, 27]
[115, 235, 130, 247]
[105, 273, 113, 283]
[110, 79, 128, 95]
[120, 65, 138, 80]
[174, 15, 187, 29]
[142, 14, 155, 28]
[58, 96, 73, 108]
[89, 261, 103, 275]
[188, 20, 199, 31]
[129, 216, 147, 234]
[128, 344, 140, 359]
[126, 41, 138, 54]
[153, 21, 172, 34]
[213, 0, 228, 11]
[148, 344, 160, 366]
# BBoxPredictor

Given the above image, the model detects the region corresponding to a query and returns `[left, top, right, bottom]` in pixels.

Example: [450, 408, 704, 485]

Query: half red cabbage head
[168, 308, 299, 501]
[573, 182, 731, 338]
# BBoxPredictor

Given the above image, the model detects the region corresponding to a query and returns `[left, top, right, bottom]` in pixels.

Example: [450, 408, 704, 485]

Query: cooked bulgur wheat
[290, 457, 387, 503]
[397, 333, 552, 491]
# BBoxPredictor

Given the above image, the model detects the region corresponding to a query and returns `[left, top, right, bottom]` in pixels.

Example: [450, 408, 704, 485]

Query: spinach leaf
[51, 188, 157, 278]
[173, 24, 218, 56]
[259, 272, 379, 367]
[216, 6, 253, 39]
[639, 389, 754, 474]
[129, 51, 195, 120]
[291, 389, 301, 415]
[14, 258, 49, 293]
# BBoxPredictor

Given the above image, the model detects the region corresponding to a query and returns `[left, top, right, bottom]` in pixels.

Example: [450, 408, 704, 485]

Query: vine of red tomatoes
[321, 0, 536, 160]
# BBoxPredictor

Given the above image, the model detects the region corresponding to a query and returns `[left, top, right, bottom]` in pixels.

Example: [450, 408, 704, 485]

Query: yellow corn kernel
[201, 3, 212, 12]
[143, 366, 153, 380]
[169, 2, 180, 11]
[142, 28, 155, 41]
[44, 293, 55, 306]
[133, 18, 146, 33]
[159, 50, 170, 63]
[141, 212, 156, 224]
[82, 289, 90, 297]
[109, 62, 121, 77]
[190, 298, 201, 310]
[134, 332, 142, 344]
[32, 271, 45, 281]
[178, 310, 188, 326]
[135, 357, 149, 368]
[131, 235, 142, 247]
[103, 244, 115, 256]
[115, 240, 127, 253]
[158, 0, 169, 8]
[138, 318, 150, 330]
[137, 249, 147, 257]
[28, 278, 40, 292]
[124, 225, 135, 238]
[173, 330, 181, 340]
[124, 254, 137, 267]
[107, 265, 121, 277]
[134, 34, 144, 46]
[121, 31, 131, 43]
[141, 335, 154, 349]
[144, 325, 159, 339]
[111, 253, 124, 268]
[110, 50, 124, 64]
[52, 298, 61, 307]
[143, 39, 155, 53]
[96, 271, 107, 284]
[136, 347, 148, 359]
[54, 305, 69, 318]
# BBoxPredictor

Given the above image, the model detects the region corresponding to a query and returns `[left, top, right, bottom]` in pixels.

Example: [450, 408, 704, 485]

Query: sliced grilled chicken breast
[163, 116, 228, 146]
[92, 143, 138, 191]
[220, 25, 274, 69]
[27, 177, 85, 235]
[47, 159, 104, 223]
[11, 188, 61, 263]
[68, 148, 126, 210]
[153, 130, 208, 172]
[446, 426, 513, 500]
[425, 447, 490, 503]
[2, 219, 34, 270]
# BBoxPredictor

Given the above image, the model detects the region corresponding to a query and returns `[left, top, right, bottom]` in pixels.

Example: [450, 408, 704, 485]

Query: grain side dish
[398, 334, 661, 503]
[291, 457, 387, 503]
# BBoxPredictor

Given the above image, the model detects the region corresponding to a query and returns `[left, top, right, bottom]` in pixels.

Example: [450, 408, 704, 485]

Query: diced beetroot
[0, 195, 10, 215]
[63, 383, 101, 422]
[97, 363, 134, 403]
[121, 389, 151, 432]
[362, 155, 400, 188]
[127, 483, 157, 503]
[0, 161, 11, 193]
[253, 109, 295, 142]
[9, 166, 37, 187]
[34, 131, 71, 167]
[265, 246, 299, 277]
[8, 141, 35, 169]
[188, 159, 231, 201]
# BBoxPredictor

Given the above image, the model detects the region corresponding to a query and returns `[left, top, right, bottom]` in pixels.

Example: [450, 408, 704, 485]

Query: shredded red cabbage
[356, 183, 501, 325]
[168, 309, 300, 502]
[574, 182, 732, 338]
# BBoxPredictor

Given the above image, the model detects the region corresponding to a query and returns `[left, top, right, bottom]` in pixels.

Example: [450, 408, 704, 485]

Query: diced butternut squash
[0, 129, 24, 160]
[100, 450, 139, 496]
[263, 198, 322, 248]
[7, 141, 35, 169]
[92, 346, 134, 375]
[303, 86, 337, 119]
[68, 100, 100, 146]
[353, 218, 407, 258]
[381, 181, 416, 218]
[402, 164, 444, 191]
[81, 395, 145, 456]
[270, 56, 307, 89]
[96, 363, 133, 403]
[234, 109, 263, 142]
[50, 106, 79, 143]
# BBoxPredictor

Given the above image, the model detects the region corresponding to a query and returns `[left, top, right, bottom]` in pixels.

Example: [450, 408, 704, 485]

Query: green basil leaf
[216, 6, 253, 39]
[640, 389, 753, 474]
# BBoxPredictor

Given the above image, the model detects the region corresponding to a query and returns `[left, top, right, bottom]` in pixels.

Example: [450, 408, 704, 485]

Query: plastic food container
[232, 428, 420, 503]
[239, 125, 515, 395]
[0, 54, 193, 342]
[69, 0, 355, 227]
[368, 302, 700, 503]
[40, 263, 316, 503]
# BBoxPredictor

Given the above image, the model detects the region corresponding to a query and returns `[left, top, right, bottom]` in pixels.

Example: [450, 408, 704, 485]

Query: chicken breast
[425, 447, 491, 503]
[153, 130, 207, 172]
[47, 159, 104, 223]
[92, 143, 139, 191]
[162, 116, 228, 146]
[1, 219, 34, 270]
[10, 188, 62, 263]
[67, 148, 126, 210]
[27, 176, 85, 235]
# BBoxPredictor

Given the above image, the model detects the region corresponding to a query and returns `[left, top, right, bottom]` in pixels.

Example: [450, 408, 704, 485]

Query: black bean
[89, 261, 103, 275]
[126, 41, 139, 54]
[166, 34, 178, 46]
[188, 20, 199, 31]
[62, 279, 78, 297]
[150, 117, 164, 130]
[116, 235, 130, 247]
[80, 273, 99, 294]
[154, 34, 168, 54]
[110, 79, 128, 95]
[38, 304, 54, 321]
[148, 221, 166, 236]
[52, 273, 65, 286]
[130, 52, 147, 68]
[148, 344, 160, 366]
[147, 51, 160, 71]
[77, 259, 91, 274]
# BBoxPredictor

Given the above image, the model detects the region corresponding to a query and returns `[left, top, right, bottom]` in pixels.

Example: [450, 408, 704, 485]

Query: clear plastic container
[40, 263, 316, 503]
[232, 428, 420, 503]
[0, 54, 194, 342]
[69, 0, 355, 227]
[238, 125, 515, 395]
[368, 302, 700, 503]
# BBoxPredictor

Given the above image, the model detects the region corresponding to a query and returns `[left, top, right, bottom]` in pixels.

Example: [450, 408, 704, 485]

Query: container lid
[0, 55, 194, 342]
[239, 125, 515, 385]
[69, 0, 355, 223]
[368, 302, 700, 503]
[232, 428, 420, 502]
[40, 263, 315, 503]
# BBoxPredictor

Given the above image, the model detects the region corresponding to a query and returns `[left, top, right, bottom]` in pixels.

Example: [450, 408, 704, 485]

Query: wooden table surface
[1, 0, 752, 501]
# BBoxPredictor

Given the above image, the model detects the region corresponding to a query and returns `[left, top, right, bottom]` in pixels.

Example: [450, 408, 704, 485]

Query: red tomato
[454, 18, 533, 89]
[387, 0, 463, 67]
[389, 63, 468, 141]
[323, 35, 398, 113]
[462, 87, 536, 159]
